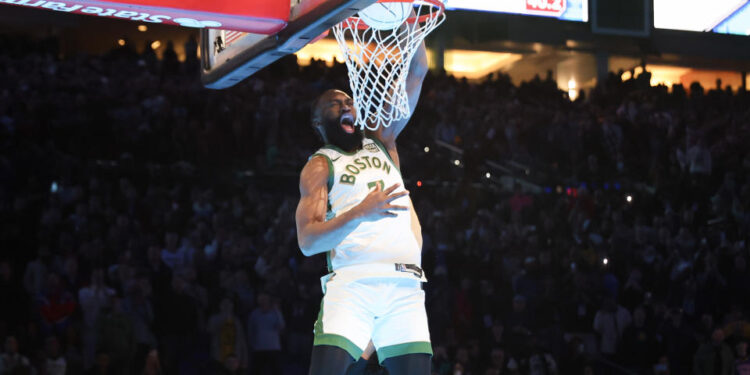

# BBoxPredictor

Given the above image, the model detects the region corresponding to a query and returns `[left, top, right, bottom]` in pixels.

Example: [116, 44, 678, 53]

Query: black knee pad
[382, 353, 432, 375]
[309, 345, 355, 375]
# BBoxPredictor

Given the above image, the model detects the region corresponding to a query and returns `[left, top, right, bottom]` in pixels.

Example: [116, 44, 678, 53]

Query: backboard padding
[201, 0, 378, 89]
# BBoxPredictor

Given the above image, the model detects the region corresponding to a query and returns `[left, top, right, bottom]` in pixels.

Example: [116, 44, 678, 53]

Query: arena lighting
[137, 24, 148, 32]
[603, 258, 609, 265]
[439, 50, 523, 80]
[295, 41, 523, 80]
[626, 195, 633, 203]
[424, 146, 430, 153]
[117, 38, 126, 46]
[417, 180, 422, 187]
[568, 78, 578, 101]
[150, 41, 161, 50]
[295, 39, 345, 67]
[454, 159, 460, 166]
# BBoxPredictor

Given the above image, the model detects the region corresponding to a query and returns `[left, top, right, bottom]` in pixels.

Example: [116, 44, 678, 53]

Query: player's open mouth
[340, 113, 355, 134]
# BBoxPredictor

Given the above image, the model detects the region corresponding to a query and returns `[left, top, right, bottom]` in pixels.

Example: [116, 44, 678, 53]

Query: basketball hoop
[332, 0, 445, 131]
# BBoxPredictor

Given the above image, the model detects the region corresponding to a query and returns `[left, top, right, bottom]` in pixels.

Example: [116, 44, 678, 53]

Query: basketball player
[295, 39, 431, 375]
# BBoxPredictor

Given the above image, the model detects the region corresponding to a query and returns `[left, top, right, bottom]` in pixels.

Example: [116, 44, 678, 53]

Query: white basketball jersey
[310, 137, 421, 273]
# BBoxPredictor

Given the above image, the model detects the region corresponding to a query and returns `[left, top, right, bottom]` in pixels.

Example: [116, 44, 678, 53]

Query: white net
[332, 0, 445, 131]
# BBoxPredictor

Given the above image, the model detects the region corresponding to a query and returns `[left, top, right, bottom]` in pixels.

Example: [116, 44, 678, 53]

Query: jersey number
[367, 180, 384, 191]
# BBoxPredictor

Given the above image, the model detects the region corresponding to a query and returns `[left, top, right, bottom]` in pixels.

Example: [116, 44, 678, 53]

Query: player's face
[318, 91, 363, 151]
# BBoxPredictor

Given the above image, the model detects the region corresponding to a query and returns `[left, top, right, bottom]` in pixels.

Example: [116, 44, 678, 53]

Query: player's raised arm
[295, 157, 409, 256]
[367, 40, 428, 168]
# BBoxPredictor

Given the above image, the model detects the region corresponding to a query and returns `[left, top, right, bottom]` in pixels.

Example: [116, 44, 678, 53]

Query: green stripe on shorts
[313, 295, 362, 360]
[377, 341, 433, 364]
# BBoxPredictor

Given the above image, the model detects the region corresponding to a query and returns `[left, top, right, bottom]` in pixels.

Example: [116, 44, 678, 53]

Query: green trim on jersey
[367, 136, 401, 174]
[313, 294, 362, 359]
[321, 143, 358, 156]
[377, 341, 433, 364]
[326, 252, 332, 272]
[311, 153, 334, 192]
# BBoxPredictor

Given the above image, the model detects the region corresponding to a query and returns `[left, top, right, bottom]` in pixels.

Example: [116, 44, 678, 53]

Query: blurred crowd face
[634, 307, 646, 327]
[0, 261, 11, 282]
[512, 296, 526, 313]
[653, 355, 670, 375]
[489, 347, 505, 367]
[165, 232, 179, 251]
[257, 292, 271, 311]
[711, 328, 725, 345]
[4, 336, 18, 354]
[737, 341, 748, 359]
[220, 298, 234, 317]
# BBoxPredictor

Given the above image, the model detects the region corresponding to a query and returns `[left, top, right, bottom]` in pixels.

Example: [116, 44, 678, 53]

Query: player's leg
[381, 353, 432, 375]
[346, 340, 375, 374]
[372, 279, 432, 374]
[310, 278, 374, 375]
[309, 345, 354, 375]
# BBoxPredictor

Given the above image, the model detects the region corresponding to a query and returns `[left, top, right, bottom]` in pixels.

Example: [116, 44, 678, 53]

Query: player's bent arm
[295, 157, 410, 256]
[296, 157, 363, 256]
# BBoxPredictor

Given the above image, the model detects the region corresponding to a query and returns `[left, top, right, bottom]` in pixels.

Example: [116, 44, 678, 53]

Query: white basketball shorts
[312, 266, 432, 363]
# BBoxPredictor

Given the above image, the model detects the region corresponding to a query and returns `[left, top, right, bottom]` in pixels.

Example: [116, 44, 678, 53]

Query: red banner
[525, 0, 566, 16]
[0, 0, 290, 33]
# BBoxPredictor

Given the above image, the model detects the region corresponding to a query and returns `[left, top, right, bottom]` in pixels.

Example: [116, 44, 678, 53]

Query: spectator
[735, 339, 750, 375]
[693, 328, 734, 375]
[42, 336, 66, 375]
[621, 306, 658, 370]
[78, 268, 115, 370]
[160, 233, 192, 271]
[95, 297, 136, 375]
[592, 297, 631, 360]
[0, 336, 32, 374]
[37, 273, 76, 336]
[141, 349, 162, 375]
[206, 298, 248, 371]
[247, 291, 284, 375]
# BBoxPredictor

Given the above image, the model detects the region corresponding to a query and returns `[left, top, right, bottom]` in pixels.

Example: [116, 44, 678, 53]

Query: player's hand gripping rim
[353, 183, 409, 221]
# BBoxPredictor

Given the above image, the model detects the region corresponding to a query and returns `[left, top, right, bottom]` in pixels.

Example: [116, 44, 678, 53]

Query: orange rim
[342, 0, 445, 30]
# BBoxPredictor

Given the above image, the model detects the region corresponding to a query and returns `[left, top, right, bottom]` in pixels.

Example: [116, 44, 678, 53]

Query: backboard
[200, 0, 378, 89]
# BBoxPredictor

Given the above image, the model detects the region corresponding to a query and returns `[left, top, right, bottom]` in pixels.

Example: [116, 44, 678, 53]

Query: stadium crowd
[1, 35, 750, 375]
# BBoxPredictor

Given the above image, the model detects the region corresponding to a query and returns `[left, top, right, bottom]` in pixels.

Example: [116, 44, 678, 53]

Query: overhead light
[151, 41, 161, 50]
[568, 78, 578, 101]
[424, 146, 430, 153]
[485, 172, 491, 179]
[117, 39, 126, 46]
[454, 160, 460, 166]
[137, 25, 147, 32]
